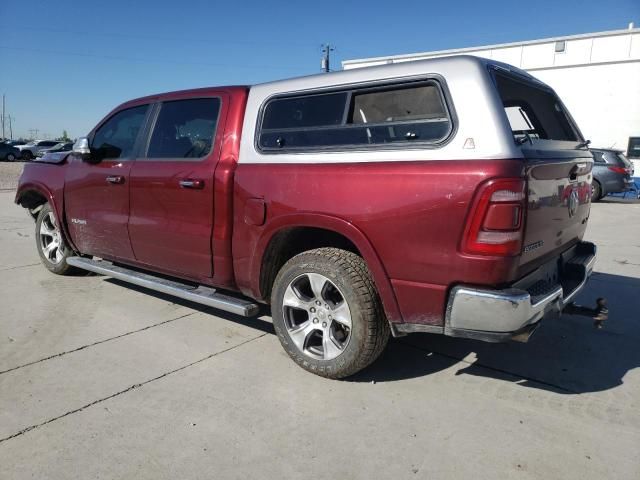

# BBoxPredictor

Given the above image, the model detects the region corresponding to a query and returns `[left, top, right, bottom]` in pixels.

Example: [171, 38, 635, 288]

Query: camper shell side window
[257, 79, 454, 152]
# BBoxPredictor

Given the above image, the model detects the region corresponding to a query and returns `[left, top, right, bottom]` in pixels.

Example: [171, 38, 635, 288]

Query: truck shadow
[351, 272, 640, 394]
[107, 272, 638, 395]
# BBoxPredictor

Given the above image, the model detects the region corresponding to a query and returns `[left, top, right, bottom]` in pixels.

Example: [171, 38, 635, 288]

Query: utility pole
[7, 115, 13, 139]
[321, 44, 334, 73]
[2, 94, 5, 140]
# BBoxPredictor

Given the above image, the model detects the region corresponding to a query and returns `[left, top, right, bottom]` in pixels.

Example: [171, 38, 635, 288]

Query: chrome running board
[66, 257, 260, 317]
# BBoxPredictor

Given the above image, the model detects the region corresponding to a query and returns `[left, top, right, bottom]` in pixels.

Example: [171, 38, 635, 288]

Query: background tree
[56, 130, 71, 141]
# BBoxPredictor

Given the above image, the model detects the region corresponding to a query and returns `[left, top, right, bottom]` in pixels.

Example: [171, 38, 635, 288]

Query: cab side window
[146, 98, 221, 159]
[92, 105, 149, 159]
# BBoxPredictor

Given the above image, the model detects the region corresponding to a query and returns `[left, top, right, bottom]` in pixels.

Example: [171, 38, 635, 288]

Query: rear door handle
[106, 175, 125, 184]
[179, 179, 205, 189]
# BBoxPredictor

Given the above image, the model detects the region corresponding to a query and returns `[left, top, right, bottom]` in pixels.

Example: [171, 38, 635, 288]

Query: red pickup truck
[16, 56, 603, 378]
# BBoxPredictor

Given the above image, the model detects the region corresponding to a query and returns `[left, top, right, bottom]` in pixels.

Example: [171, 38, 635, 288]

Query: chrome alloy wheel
[39, 212, 65, 264]
[282, 273, 352, 360]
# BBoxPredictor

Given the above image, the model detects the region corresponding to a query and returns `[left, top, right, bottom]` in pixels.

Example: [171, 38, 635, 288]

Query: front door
[65, 104, 150, 261]
[128, 95, 224, 278]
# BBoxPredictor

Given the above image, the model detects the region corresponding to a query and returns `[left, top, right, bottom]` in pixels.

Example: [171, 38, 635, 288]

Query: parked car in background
[590, 148, 635, 201]
[36, 142, 74, 158]
[0, 143, 21, 161]
[4, 140, 27, 147]
[17, 140, 60, 160]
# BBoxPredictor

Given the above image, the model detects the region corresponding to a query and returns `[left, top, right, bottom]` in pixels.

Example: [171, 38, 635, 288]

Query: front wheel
[271, 248, 389, 379]
[35, 203, 78, 275]
[6, 153, 16, 162]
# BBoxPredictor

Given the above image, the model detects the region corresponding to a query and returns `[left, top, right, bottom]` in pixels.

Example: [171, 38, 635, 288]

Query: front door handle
[106, 175, 125, 184]
[179, 179, 205, 189]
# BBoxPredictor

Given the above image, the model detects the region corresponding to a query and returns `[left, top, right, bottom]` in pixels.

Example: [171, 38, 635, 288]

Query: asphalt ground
[0, 161, 25, 191]
[0, 164, 639, 479]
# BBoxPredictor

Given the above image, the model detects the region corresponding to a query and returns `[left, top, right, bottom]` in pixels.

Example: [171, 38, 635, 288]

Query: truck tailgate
[520, 154, 593, 271]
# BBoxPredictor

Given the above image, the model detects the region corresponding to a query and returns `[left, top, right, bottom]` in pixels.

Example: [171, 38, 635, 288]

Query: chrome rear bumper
[444, 242, 596, 342]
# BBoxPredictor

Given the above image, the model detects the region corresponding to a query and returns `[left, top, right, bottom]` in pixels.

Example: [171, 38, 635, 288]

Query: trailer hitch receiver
[563, 297, 608, 328]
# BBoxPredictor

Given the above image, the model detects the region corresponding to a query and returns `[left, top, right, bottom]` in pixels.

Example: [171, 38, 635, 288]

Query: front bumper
[444, 241, 597, 342]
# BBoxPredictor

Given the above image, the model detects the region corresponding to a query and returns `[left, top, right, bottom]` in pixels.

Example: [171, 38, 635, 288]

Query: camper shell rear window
[492, 70, 582, 144]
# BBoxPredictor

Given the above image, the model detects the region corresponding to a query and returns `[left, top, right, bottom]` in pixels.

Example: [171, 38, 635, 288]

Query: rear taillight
[461, 178, 526, 256]
[608, 166, 631, 175]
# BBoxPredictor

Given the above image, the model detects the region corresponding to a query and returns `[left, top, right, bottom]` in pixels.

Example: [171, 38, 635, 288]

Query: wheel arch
[16, 183, 56, 219]
[592, 177, 603, 200]
[15, 182, 78, 252]
[251, 213, 402, 324]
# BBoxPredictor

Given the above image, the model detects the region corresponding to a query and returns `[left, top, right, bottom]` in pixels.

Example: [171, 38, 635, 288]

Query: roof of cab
[118, 85, 250, 110]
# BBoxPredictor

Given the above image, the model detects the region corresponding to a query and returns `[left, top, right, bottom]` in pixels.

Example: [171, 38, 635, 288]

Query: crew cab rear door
[127, 93, 226, 279]
[65, 103, 151, 261]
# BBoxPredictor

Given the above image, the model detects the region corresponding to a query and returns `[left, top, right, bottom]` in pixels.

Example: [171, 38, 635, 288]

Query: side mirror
[72, 137, 95, 162]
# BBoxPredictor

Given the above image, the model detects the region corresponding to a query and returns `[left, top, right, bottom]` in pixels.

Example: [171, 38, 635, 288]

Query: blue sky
[1, 0, 638, 139]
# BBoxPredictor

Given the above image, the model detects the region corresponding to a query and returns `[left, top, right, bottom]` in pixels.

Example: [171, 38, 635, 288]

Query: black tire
[271, 247, 389, 379]
[6, 153, 16, 162]
[22, 150, 33, 161]
[591, 180, 602, 202]
[35, 203, 78, 275]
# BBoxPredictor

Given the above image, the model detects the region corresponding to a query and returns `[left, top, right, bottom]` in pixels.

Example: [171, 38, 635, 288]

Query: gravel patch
[0, 162, 26, 191]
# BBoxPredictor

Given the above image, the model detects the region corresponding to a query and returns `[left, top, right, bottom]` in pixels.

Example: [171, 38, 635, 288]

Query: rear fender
[250, 213, 402, 324]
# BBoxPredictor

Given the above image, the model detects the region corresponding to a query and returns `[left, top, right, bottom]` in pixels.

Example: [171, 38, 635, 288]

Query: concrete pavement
[1, 191, 639, 479]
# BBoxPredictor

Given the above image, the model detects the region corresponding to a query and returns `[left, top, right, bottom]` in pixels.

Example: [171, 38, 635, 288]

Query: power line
[0, 45, 305, 71]
[17, 26, 315, 49]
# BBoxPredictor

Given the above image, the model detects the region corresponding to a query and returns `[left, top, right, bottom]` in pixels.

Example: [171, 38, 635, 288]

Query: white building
[343, 26, 640, 163]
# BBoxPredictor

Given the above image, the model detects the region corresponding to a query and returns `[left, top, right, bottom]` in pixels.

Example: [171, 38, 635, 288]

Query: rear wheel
[22, 150, 33, 161]
[6, 153, 16, 162]
[271, 248, 389, 379]
[591, 180, 602, 202]
[36, 203, 78, 275]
